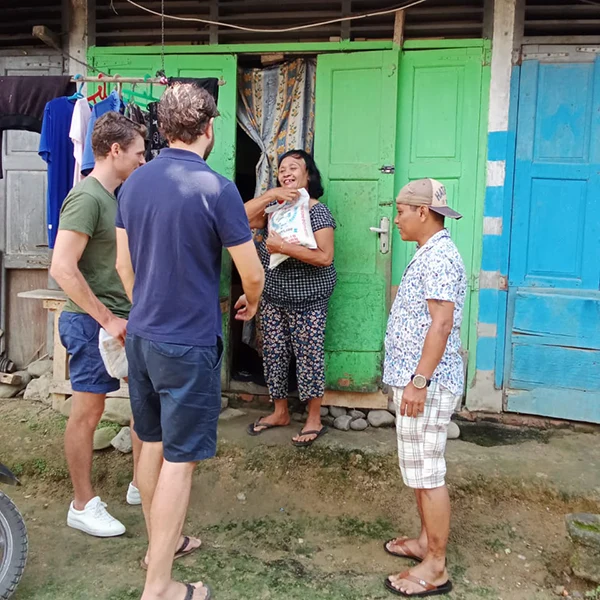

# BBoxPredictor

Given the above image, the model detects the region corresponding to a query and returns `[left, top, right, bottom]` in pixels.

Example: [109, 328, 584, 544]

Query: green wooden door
[164, 55, 238, 180]
[90, 51, 239, 382]
[314, 50, 399, 392]
[393, 47, 489, 386]
[91, 53, 238, 179]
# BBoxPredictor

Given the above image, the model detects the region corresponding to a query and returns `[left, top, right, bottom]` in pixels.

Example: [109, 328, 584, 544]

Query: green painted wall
[90, 40, 490, 393]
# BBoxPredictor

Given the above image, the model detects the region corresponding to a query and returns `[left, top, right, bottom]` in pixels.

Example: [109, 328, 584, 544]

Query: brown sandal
[384, 538, 423, 563]
[384, 571, 452, 597]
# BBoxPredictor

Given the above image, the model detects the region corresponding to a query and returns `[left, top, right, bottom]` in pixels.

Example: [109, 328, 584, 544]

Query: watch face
[413, 374, 427, 389]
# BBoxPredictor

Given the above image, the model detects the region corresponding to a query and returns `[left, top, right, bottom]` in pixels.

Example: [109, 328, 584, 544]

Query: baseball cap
[395, 178, 462, 220]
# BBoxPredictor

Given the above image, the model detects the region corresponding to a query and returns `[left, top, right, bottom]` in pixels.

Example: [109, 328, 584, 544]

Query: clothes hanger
[121, 75, 160, 107]
[87, 73, 108, 104]
[68, 74, 85, 101]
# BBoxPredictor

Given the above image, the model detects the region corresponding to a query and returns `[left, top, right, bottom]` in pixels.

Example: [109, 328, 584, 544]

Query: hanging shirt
[145, 79, 219, 162]
[0, 75, 74, 178]
[168, 77, 219, 103]
[69, 98, 91, 186]
[81, 90, 121, 176]
[39, 97, 76, 249]
[146, 101, 168, 162]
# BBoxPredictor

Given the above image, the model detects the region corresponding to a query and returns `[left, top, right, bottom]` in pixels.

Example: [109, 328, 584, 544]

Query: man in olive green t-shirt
[51, 112, 145, 538]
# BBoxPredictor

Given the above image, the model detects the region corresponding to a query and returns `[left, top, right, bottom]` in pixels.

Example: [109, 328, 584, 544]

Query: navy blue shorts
[59, 312, 120, 395]
[125, 334, 223, 463]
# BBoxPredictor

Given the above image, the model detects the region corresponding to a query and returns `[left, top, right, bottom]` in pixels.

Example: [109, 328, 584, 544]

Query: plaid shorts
[392, 382, 459, 489]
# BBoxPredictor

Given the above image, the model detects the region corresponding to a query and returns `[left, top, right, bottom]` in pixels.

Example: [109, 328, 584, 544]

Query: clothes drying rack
[68, 75, 227, 85]
[69, 74, 226, 104]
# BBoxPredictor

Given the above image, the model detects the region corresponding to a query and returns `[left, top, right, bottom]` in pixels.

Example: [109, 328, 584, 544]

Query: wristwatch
[411, 374, 431, 389]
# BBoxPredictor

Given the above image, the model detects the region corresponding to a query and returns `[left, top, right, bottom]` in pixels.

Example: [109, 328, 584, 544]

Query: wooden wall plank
[6, 269, 48, 368]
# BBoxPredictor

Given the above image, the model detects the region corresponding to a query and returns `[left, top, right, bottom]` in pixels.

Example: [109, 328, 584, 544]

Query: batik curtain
[237, 58, 316, 197]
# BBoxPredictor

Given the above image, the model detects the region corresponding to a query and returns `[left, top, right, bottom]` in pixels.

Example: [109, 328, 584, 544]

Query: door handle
[369, 217, 390, 254]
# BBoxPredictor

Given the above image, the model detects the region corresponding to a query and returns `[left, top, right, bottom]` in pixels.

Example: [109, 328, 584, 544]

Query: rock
[329, 406, 347, 419]
[320, 407, 329, 417]
[102, 397, 132, 426]
[27, 359, 53, 378]
[349, 409, 365, 420]
[221, 396, 229, 410]
[0, 371, 32, 398]
[23, 372, 53, 405]
[388, 398, 397, 413]
[218, 408, 247, 421]
[292, 413, 304, 423]
[566, 514, 600, 550]
[367, 410, 395, 428]
[571, 545, 600, 584]
[111, 427, 132, 453]
[59, 396, 72, 418]
[554, 585, 565, 596]
[333, 415, 352, 431]
[350, 418, 368, 431]
[322, 415, 335, 427]
[447, 421, 461, 440]
[237, 492, 246, 502]
[93, 427, 115, 450]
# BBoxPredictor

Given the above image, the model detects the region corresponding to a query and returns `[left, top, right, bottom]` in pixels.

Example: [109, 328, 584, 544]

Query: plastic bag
[98, 328, 128, 380]
[265, 188, 316, 269]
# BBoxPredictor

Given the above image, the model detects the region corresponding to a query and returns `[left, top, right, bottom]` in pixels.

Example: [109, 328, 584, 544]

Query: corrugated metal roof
[2, 0, 598, 50]
[95, 0, 486, 46]
[0, 0, 62, 48]
[525, 0, 600, 37]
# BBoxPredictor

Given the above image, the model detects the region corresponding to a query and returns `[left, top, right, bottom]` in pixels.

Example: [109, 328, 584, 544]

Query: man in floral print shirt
[382, 178, 467, 598]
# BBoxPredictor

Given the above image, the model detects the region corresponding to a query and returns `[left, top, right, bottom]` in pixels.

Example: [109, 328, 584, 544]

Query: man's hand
[400, 382, 428, 418]
[266, 230, 286, 255]
[269, 188, 300, 204]
[104, 316, 128, 346]
[234, 294, 258, 321]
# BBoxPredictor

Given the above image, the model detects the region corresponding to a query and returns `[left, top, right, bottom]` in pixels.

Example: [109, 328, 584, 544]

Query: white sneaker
[126, 482, 141, 506]
[67, 496, 126, 537]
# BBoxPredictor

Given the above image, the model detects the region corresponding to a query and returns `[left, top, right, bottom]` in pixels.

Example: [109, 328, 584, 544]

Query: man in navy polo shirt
[116, 84, 264, 600]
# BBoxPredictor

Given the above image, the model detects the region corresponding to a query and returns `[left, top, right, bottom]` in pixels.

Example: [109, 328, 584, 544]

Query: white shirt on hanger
[69, 97, 92, 185]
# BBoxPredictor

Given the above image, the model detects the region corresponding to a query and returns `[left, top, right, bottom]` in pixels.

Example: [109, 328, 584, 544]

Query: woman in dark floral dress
[245, 150, 336, 447]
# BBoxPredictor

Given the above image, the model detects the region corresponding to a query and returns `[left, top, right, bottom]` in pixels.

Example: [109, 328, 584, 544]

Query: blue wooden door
[505, 52, 600, 423]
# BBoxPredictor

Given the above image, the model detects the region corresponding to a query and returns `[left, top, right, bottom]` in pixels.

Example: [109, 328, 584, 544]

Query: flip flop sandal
[247, 418, 288, 436]
[185, 583, 212, 600]
[140, 536, 202, 570]
[384, 538, 423, 563]
[384, 572, 452, 597]
[292, 426, 329, 448]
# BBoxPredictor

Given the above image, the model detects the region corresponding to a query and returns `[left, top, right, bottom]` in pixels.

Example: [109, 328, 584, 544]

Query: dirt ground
[1, 399, 599, 600]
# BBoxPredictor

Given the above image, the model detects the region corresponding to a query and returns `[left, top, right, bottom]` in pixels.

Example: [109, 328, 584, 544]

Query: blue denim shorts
[58, 312, 120, 395]
[125, 333, 223, 463]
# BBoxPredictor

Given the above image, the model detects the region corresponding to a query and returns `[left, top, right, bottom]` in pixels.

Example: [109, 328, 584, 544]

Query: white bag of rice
[265, 188, 316, 269]
[98, 328, 128, 380]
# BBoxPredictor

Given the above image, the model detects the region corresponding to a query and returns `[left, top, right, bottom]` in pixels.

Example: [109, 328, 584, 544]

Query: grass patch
[96, 421, 122, 435]
[335, 516, 395, 540]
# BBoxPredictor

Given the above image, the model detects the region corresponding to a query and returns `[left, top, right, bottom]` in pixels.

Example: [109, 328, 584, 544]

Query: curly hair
[277, 149, 324, 199]
[91, 112, 146, 159]
[158, 83, 219, 144]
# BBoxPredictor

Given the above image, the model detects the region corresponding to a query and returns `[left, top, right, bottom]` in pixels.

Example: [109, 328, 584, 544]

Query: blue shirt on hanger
[81, 90, 121, 176]
[39, 96, 76, 249]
